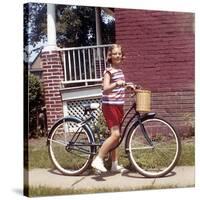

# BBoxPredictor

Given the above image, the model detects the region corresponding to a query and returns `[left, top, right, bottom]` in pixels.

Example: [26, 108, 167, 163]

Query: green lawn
[26, 137, 195, 170]
[25, 136, 195, 197]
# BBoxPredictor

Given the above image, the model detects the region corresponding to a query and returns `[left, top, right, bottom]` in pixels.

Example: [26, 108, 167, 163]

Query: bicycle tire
[127, 117, 181, 178]
[48, 116, 95, 176]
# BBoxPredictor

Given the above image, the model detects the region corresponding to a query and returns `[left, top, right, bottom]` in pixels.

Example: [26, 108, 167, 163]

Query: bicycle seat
[82, 103, 100, 112]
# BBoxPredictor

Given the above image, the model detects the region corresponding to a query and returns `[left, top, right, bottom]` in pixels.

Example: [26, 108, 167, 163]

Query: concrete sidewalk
[28, 166, 195, 190]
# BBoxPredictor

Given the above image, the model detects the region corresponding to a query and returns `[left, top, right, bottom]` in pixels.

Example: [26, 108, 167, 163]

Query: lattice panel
[66, 98, 102, 125]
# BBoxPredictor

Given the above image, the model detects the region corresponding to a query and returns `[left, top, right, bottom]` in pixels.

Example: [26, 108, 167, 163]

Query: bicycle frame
[107, 102, 155, 153]
[47, 93, 156, 156]
[79, 98, 156, 154]
[48, 89, 181, 177]
[70, 102, 136, 148]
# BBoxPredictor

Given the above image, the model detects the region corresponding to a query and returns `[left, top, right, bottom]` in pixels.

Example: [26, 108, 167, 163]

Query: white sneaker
[91, 157, 107, 172]
[111, 165, 127, 173]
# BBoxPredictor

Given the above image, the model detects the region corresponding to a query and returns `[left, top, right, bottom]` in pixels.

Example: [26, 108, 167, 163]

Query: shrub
[184, 113, 195, 136]
[95, 112, 108, 139]
[28, 74, 44, 137]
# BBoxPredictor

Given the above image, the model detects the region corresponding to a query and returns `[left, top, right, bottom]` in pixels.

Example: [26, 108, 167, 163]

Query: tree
[56, 5, 96, 47]
[101, 18, 115, 44]
[24, 3, 47, 61]
[23, 3, 115, 61]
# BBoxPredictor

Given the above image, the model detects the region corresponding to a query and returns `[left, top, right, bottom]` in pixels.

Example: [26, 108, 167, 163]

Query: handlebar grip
[135, 85, 142, 89]
[125, 82, 142, 90]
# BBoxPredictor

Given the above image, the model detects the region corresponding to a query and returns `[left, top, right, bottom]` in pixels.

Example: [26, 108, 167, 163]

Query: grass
[26, 184, 195, 197]
[25, 136, 195, 197]
[177, 138, 195, 166]
[26, 185, 130, 197]
[26, 137, 195, 170]
[26, 138, 53, 169]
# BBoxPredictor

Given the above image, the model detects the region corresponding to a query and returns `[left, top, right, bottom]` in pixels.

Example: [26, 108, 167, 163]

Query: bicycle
[47, 85, 181, 178]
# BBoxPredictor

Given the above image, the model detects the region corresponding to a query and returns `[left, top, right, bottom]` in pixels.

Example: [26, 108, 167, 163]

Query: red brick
[41, 50, 64, 130]
[116, 9, 194, 137]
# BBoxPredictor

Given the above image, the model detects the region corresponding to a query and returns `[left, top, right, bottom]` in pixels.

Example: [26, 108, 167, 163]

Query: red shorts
[102, 104, 124, 129]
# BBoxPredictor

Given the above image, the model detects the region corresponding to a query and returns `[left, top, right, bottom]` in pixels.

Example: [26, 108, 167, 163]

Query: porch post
[95, 7, 102, 45]
[46, 4, 57, 49]
[41, 4, 64, 130]
[95, 7, 104, 78]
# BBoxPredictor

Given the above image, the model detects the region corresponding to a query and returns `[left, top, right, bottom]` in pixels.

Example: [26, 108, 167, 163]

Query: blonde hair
[106, 44, 125, 64]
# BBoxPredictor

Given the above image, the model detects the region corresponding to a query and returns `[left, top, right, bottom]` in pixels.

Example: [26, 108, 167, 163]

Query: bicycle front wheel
[127, 117, 181, 178]
[48, 117, 94, 175]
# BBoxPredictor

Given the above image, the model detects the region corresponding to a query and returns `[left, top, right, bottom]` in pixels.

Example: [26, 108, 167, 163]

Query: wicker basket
[136, 90, 151, 112]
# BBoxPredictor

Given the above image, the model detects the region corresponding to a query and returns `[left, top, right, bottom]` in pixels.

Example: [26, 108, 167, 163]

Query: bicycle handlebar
[125, 82, 142, 95]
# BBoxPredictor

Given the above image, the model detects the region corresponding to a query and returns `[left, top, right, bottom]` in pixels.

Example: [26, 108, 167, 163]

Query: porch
[59, 44, 112, 120]
[39, 4, 115, 129]
[60, 44, 112, 87]
[41, 44, 113, 129]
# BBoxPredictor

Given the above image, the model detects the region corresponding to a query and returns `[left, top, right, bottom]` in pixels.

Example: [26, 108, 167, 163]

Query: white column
[44, 4, 57, 50]
[95, 7, 102, 45]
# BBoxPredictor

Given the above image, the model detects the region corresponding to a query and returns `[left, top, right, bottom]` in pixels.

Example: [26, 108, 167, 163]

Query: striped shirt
[102, 67, 125, 105]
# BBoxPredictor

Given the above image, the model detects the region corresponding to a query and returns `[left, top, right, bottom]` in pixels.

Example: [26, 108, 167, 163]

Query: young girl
[92, 44, 135, 173]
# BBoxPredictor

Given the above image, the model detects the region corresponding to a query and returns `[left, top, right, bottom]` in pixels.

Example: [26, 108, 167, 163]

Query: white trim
[102, 101, 125, 105]
[59, 44, 112, 51]
[62, 94, 101, 101]
[61, 78, 102, 84]
[60, 84, 102, 101]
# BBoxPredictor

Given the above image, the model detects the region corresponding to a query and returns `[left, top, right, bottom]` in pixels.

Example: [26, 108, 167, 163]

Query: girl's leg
[109, 128, 127, 172]
[91, 126, 120, 172]
[98, 126, 120, 158]
[111, 148, 118, 162]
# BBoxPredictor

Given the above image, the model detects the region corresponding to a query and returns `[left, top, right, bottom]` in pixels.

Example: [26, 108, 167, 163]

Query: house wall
[31, 54, 42, 70]
[115, 9, 195, 136]
[30, 53, 43, 80]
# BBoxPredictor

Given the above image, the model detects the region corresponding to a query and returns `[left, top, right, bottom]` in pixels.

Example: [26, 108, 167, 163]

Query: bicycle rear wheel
[48, 117, 94, 175]
[127, 117, 181, 178]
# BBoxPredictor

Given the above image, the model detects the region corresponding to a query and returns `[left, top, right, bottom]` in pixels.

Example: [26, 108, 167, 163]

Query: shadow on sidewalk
[47, 168, 176, 181]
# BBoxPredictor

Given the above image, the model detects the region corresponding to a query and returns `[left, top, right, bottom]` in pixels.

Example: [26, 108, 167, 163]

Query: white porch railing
[59, 44, 112, 86]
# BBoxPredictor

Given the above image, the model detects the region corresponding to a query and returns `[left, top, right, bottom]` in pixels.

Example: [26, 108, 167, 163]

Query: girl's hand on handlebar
[116, 80, 126, 86]
[125, 82, 142, 90]
[135, 84, 142, 90]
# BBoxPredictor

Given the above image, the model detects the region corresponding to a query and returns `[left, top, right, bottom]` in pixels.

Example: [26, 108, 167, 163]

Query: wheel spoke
[131, 146, 154, 150]
[48, 118, 93, 175]
[128, 118, 181, 177]
[49, 139, 68, 146]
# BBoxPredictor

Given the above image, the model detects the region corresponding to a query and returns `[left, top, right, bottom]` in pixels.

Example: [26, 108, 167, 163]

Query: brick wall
[115, 9, 195, 136]
[40, 50, 64, 130]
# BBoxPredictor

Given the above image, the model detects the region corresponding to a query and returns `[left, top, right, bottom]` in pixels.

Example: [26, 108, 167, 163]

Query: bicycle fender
[47, 116, 95, 145]
[140, 112, 156, 121]
[124, 112, 156, 153]
[124, 112, 156, 137]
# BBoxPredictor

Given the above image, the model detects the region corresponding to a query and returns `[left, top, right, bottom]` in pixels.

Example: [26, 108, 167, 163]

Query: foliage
[95, 112, 108, 138]
[101, 16, 115, 44]
[24, 3, 47, 47]
[28, 73, 44, 137]
[184, 113, 195, 136]
[23, 3, 115, 60]
[56, 5, 96, 47]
